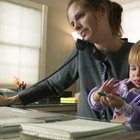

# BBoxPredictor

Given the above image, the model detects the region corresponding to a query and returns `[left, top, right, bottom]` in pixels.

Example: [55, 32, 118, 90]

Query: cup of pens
[14, 77, 26, 93]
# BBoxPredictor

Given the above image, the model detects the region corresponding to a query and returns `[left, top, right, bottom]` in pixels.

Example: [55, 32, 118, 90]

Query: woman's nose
[73, 21, 81, 31]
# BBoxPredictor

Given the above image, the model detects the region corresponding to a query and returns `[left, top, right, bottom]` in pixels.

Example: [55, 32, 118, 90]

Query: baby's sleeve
[88, 87, 105, 111]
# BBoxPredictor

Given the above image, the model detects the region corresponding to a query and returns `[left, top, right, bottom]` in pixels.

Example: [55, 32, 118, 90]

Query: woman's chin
[83, 37, 92, 43]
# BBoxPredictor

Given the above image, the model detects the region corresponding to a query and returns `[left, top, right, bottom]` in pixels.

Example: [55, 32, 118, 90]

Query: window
[122, 1, 140, 42]
[0, 0, 48, 88]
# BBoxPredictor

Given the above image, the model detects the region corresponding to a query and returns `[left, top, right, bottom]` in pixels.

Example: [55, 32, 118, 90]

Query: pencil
[98, 92, 128, 103]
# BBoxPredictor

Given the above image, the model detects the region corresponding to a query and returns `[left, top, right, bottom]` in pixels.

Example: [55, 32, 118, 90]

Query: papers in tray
[0, 107, 62, 133]
[0, 118, 43, 133]
[20, 119, 124, 140]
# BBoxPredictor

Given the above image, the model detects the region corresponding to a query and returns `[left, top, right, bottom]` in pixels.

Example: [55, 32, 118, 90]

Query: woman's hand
[0, 95, 21, 106]
[0, 95, 11, 106]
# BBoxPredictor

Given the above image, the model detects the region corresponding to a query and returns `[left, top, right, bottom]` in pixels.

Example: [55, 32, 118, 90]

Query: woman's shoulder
[122, 38, 134, 48]
[115, 39, 134, 54]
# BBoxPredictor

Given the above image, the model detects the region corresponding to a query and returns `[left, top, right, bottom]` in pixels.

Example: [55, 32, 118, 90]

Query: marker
[98, 92, 128, 103]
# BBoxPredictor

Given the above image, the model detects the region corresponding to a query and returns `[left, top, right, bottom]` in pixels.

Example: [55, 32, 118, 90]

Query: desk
[1, 130, 140, 140]
[19, 131, 140, 140]
[2, 131, 140, 140]
[0, 107, 76, 140]
[80, 130, 140, 140]
[3, 124, 140, 140]
[0, 106, 139, 140]
[17, 103, 77, 115]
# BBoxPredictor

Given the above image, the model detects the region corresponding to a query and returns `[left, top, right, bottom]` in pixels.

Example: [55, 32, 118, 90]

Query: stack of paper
[0, 118, 42, 133]
[0, 107, 62, 133]
[20, 119, 124, 140]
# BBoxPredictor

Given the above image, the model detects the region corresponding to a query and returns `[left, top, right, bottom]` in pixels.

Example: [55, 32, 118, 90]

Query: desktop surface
[0, 106, 139, 140]
[18, 131, 140, 140]
[3, 124, 140, 140]
[16, 103, 77, 115]
[2, 129, 140, 140]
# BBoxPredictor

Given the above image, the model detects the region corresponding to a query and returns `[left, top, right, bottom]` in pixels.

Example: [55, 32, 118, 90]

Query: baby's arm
[88, 86, 105, 111]
[122, 95, 140, 130]
[110, 93, 140, 130]
[88, 78, 120, 111]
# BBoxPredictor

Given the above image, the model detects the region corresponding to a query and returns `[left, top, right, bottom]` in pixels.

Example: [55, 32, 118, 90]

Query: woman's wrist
[9, 95, 21, 105]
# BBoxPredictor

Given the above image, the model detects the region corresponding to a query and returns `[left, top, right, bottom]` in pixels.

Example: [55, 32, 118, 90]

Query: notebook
[0, 107, 62, 132]
[20, 119, 124, 140]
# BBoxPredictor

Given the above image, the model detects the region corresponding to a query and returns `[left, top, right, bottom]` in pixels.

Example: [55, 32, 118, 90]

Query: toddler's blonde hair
[128, 40, 140, 66]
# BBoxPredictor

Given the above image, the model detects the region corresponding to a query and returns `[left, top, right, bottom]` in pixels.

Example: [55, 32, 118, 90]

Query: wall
[113, 0, 140, 43]
[113, 0, 140, 4]
[29, 0, 78, 94]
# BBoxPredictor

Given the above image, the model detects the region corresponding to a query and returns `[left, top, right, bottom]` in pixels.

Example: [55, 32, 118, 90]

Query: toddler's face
[129, 64, 140, 89]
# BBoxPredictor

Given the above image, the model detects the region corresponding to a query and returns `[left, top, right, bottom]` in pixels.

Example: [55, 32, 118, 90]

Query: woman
[0, 0, 133, 121]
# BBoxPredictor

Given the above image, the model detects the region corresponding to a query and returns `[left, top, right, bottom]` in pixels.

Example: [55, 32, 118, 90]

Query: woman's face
[68, 2, 107, 43]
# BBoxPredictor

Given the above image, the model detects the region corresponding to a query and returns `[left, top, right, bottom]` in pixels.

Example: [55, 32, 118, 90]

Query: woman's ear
[100, 6, 106, 16]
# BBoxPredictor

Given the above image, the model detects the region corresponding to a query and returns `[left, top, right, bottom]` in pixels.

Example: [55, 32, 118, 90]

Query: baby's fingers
[100, 96, 110, 106]
[107, 95, 124, 109]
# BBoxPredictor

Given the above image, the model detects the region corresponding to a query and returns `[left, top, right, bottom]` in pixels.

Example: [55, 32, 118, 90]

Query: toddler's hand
[106, 94, 124, 109]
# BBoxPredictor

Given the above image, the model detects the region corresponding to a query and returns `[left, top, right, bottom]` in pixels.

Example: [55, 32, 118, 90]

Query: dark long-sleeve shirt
[19, 39, 133, 121]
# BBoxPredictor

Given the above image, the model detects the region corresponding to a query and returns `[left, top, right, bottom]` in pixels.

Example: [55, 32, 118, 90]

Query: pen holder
[17, 81, 26, 93]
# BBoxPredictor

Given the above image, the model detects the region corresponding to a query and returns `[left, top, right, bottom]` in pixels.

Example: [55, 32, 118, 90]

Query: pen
[21, 81, 24, 90]
[98, 92, 128, 103]
[14, 76, 20, 88]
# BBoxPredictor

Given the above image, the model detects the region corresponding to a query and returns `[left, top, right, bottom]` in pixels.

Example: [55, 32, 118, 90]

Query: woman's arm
[0, 95, 21, 106]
